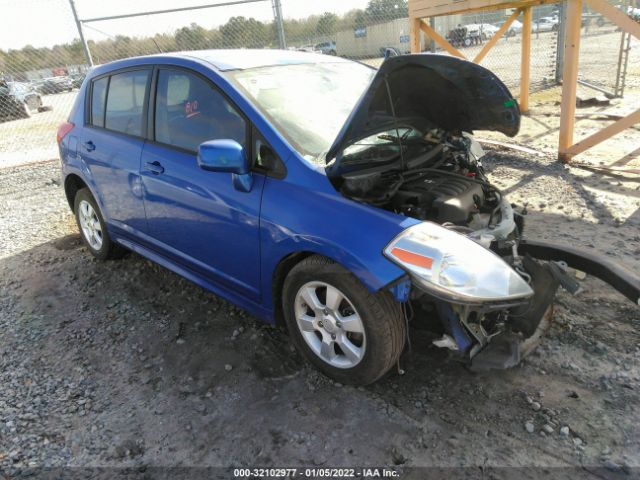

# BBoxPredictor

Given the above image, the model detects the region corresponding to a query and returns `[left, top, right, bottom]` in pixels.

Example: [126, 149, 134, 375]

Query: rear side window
[90, 77, 108, 128]
[154, 69, 246, 152]
[104, 70, 150, 137]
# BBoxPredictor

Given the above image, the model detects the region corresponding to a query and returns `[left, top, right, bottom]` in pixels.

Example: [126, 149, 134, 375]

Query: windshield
[228, 61, 376, 162]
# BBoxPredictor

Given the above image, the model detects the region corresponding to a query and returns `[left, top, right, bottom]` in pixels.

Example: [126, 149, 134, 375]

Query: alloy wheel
[294, 281, 366, 369]
[78, 200, 103, 251]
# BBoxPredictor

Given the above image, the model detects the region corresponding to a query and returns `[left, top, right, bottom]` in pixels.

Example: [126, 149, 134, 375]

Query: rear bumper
[497, 239, 640, 306]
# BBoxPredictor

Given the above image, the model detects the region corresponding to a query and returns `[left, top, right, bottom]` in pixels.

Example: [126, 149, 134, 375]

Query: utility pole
[272, 0, 286, 49]
[555, 1, 566, 84]
[68, 0, 94, 66]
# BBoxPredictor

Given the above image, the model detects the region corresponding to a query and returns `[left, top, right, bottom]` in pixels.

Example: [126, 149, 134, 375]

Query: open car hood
[325, 54, 520, 163]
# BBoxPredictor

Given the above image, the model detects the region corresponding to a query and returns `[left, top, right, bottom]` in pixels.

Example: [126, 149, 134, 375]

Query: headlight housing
[384, 222, 534, 303]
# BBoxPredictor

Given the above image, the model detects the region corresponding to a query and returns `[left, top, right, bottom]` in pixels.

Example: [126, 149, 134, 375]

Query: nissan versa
[58, 50, 639, 385]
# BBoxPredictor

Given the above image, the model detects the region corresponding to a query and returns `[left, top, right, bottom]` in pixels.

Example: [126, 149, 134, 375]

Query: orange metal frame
[409, 0, 640, 163]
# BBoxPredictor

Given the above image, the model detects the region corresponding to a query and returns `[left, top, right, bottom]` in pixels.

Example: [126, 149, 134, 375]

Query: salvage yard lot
[0, 91, 76, 168]
[1, 151, 639, 476]
[1, 25, 639, 476]
[1, 27, 638, 170]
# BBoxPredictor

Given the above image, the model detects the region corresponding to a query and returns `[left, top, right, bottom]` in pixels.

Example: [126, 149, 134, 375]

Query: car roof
[100, 49, 351, 74]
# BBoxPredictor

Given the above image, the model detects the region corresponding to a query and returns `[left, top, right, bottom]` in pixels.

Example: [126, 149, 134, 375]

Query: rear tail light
[57, 121, 75, 145]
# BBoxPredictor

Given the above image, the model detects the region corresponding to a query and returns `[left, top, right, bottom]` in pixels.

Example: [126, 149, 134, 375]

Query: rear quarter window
[104, 70, 150, 137]
[90, 77, 108, 128]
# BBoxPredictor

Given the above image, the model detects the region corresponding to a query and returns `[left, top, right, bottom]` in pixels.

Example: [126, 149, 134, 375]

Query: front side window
[155, 69, 246, 152]
[90, 77, 108, 128]
[104, 70, 149, 136]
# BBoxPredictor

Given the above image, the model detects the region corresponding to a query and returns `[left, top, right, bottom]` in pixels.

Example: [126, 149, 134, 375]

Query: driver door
[140, 67, 265, 301]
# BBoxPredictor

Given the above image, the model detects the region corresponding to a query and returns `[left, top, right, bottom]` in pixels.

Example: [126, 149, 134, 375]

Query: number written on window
[155, 70, 246, 152]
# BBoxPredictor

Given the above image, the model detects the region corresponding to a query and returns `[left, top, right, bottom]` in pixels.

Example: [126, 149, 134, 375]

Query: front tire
[74, 188, 126, 260]
[283, 255, 406, 385]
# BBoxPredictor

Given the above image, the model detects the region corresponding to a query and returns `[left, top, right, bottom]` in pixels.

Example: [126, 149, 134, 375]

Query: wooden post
[520, 7, 532, 113]
[410, 16, 422, 54]
[558, 0, 583, 162]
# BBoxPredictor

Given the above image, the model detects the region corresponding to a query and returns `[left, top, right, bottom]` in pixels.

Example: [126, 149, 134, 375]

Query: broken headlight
[383, 222, 534, 303]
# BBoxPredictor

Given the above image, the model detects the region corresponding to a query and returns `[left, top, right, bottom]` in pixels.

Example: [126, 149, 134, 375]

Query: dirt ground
[1, 144, 639, 478]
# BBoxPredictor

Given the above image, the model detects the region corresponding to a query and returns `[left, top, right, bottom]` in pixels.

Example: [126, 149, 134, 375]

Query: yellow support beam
[520, 7, 532, 113]
[419, 19, 466, 59]
[473, 8, 522, 64]
[586, 0, 640, 40]
[410, 0, 558, 18]
[410, 16, 422, 53]
[558, 0, 583, 162]
[564, 108, 640, 156]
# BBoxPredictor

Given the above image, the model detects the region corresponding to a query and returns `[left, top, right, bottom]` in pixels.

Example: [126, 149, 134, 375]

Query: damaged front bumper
[503, 239, 640, 306]
[394, 237, 640, 371]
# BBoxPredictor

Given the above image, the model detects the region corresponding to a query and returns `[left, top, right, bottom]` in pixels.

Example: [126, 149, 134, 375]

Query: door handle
[84, 141, 96, 152]
[145, 161, 165, 175]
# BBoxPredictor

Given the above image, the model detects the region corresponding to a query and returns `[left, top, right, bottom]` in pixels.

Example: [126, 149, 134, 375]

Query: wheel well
[64, 174, 88, 211]
[271, 251, 315, 327]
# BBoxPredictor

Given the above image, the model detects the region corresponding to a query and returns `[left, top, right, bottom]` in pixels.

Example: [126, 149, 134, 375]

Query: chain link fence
[577, 0, 640, 95]
[0, 0, 638, 166]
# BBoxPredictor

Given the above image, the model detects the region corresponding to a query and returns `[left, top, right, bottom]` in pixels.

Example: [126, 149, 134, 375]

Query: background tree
[175, 23, 210, 51]
[365, 0, 408, 23]
[0, 4, 414, 78]
[316, 12, 338, 38]
[353, 10, 367, 29]
[220, 16, 270, 48]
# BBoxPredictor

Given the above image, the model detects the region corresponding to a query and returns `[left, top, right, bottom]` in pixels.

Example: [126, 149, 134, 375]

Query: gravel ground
[0, 154, 639, 479]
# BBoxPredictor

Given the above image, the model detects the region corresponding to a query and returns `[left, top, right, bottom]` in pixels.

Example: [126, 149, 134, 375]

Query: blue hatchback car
[58, 50, 639, 385]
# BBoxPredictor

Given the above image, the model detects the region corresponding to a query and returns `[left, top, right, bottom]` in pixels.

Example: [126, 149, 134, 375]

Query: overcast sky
[1, 0, 370, 50]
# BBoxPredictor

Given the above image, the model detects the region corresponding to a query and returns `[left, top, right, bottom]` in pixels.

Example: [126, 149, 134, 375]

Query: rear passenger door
[81, 68, 151, 237]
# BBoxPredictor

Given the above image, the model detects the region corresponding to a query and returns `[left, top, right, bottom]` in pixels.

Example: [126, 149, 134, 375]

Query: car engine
[335, 129, 514, 240]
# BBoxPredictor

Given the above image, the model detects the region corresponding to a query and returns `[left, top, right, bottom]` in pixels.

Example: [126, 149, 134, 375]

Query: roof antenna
[384, 76, 406, 172]
[152, 39, 164, 54]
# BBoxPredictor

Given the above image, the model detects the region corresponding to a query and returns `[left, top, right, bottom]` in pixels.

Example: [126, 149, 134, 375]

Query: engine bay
[331, 128, 513, 239]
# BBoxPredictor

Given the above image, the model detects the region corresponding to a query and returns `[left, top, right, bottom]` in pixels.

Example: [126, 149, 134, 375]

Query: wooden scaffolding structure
[409, 0, 640, 162]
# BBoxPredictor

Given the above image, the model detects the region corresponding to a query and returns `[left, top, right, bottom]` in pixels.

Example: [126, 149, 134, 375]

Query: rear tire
[74, 188, 127, 261]
[20, 102, 31, 118]
[282, 255, 406, 385]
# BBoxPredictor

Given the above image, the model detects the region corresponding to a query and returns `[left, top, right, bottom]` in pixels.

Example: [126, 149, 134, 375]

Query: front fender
[259, 175, 416, 313]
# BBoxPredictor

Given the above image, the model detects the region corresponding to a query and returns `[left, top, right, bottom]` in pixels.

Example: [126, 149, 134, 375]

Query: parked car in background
[476, 23, 499, 39]
[71, 73, 87, 89]
[533, 17, 559, 33]
[296, 45, 317, 53]
[494, 19, 523, 37]
[0, 82, 43, 119]
[38, 76, 74, 94]
[462, 23, 499, 43]
[57, 50, 640, 385]
[315, 41, 337, 56]
[627, 6, 640, 20]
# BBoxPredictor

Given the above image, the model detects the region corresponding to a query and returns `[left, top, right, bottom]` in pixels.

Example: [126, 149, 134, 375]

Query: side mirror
[197, 139, 253, 193]
[197, 139, 249, 174]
